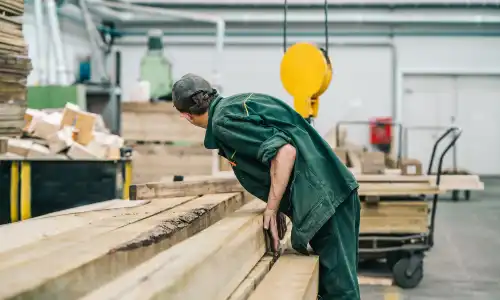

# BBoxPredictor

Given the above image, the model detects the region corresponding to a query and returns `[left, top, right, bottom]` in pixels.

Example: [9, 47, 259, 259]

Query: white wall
[23, 8, 91, 85]
[117, 34, 500, 138]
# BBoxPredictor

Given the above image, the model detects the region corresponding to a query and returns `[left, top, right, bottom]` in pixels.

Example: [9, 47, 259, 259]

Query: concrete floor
[360, 177, 500, 300]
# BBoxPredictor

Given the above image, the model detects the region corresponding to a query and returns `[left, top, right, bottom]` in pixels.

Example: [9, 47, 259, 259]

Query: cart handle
[428, 126, 462, 248]
[426, 126, 462, 182]
[335, 120, 403, 164]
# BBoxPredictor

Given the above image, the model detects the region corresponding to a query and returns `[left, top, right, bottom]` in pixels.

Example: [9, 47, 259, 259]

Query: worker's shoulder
[218, 92, 291, 113]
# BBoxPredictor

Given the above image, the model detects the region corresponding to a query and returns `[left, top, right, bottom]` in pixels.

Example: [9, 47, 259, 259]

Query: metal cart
[358, 127, 462, 289]
[403, 125, 469, 201]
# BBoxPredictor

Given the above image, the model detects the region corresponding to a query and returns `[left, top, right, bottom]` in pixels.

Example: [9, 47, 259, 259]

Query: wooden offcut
[248, 254, 320, 300]
[82, 199, 268, 300]
[0, 193, 244, 299]
[400, 158, 423, 175]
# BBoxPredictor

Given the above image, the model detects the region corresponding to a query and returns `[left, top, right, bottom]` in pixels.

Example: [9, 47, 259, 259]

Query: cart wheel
[452, 190, 460, 202]
[393, 257, 423, 289]
[464, 190, 471, 201]
[386, 251, 403, 270]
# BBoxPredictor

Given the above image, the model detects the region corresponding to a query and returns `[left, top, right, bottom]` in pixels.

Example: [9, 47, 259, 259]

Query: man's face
[180, 112, 207, 128]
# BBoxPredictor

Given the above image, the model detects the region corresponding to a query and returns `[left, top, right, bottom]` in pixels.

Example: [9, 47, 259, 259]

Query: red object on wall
[370, 117, 392, 145]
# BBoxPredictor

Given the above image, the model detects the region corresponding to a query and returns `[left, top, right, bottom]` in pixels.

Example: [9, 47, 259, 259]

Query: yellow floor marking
[384, 286, 401, 300]
[358, 275, 393, 286]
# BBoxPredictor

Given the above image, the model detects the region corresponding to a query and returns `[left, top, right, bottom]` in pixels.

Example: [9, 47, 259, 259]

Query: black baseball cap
[172, 73, 214, 113]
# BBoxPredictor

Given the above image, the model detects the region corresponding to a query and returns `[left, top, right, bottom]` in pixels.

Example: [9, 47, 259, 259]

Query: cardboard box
[333, 148, 348, 165]
[361, 152, 385, 174]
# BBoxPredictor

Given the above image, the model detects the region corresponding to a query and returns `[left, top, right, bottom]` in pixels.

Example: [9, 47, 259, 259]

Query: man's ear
[181, 112, 194, 122]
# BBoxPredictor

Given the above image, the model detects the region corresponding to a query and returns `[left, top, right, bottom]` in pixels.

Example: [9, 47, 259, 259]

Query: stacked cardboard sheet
[0, 2, 32, 138]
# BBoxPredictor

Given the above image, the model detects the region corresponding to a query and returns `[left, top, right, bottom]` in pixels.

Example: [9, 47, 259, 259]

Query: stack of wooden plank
[0, 0, 31, 138]
[121, 102, 213, 183]
[0, 177, 320, 299]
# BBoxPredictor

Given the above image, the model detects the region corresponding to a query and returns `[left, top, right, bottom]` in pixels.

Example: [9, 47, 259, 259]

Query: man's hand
[263, 208, 280, 252]
[263, 208, 287, 253]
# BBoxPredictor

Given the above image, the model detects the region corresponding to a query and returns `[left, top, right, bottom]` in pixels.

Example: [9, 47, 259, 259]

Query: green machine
[140, 29, 174, 100]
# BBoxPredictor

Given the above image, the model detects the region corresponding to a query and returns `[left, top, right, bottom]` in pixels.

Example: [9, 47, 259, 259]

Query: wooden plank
[428, 175, 484, 190]
[35, 199, 149, 218]
[81, 199, 267, 300]
[355, 174, 430, 182]
[248, 254, 319, 300]
[358, 183, 442, 196]
[360, 216, 428, 234]
[228, 256, 275, 300]
[228, 219, 293, 300]
[0, 193, 244, 299]
[361, 201, 428, 218]
[130, 177, 244, 200]
[121, 102, 205, 142]
[0, 200, 151, 254]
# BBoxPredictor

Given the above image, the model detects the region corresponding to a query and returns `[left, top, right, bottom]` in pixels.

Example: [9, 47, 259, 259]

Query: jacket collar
[203, 95, 223, 149]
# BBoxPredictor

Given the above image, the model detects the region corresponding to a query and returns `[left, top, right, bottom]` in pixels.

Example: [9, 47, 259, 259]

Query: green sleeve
[214, 115, 292, 165]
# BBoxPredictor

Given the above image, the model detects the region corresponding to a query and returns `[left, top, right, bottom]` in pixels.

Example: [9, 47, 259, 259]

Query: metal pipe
[46, 0, 69, 84]
[92, 0, 226, 90]
[105, 12, 500, 24]
[78, 0, 109, 81]
[122, 0, 500, 5]
[33, 0, 46, 85]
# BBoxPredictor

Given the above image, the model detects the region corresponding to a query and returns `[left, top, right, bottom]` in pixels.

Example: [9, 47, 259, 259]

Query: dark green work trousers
[309, 190, 361, 300]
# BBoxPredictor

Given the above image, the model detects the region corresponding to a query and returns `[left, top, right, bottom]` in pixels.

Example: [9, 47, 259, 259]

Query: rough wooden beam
[228, 220, 293, 300]
[248, 254, 319, 300]
[0, 200, 150, 254]
[130, 177, 244, 200]
[227, 256, 275, 300]
[81, 199, 268, 300]
[0, 193, 243, 300]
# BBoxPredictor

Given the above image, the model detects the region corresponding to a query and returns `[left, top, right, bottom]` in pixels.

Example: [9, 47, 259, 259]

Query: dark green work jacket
[204, 93, 359, 253]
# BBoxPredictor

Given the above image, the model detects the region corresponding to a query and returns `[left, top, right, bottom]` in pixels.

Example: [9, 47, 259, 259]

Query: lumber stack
[0, 1, 32, 138]
[121, 102, 213, 183]
[0, 177, 320, 299]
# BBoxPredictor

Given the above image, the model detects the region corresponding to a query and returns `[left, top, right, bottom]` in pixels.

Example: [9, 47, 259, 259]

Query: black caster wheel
[393, 257, 423, 289]
[464, 190, 471, 201]
[452, 190, 460, 202]
[386, 251, 403, 270]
